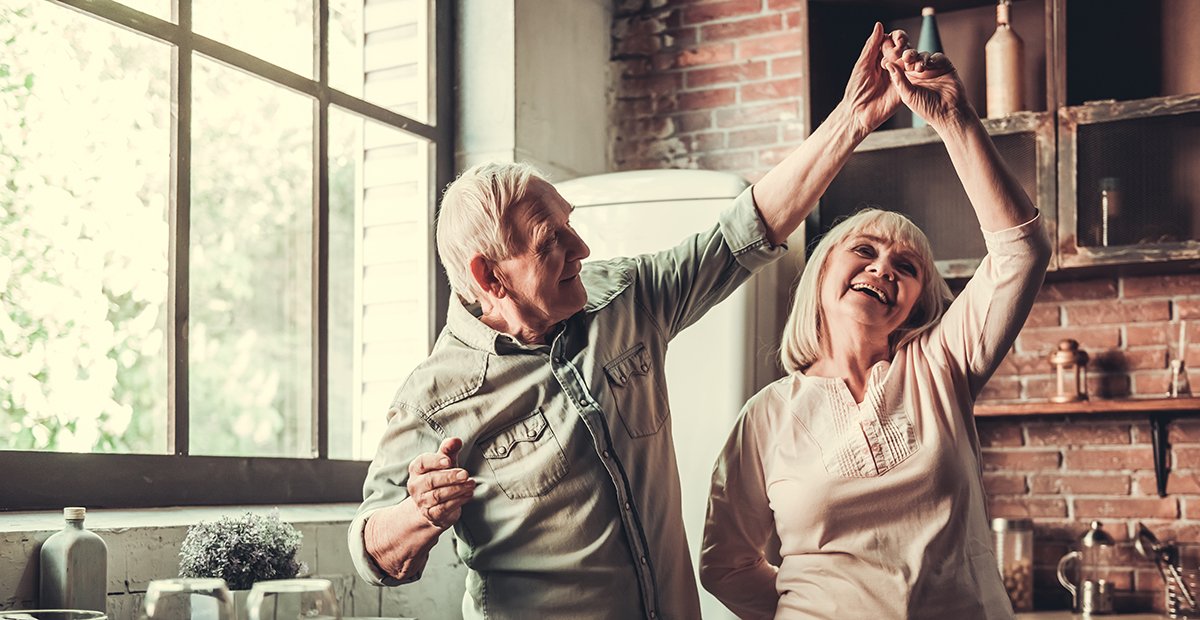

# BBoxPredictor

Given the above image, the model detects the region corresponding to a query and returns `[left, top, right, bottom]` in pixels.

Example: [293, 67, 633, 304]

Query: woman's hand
[884, 49, 976, 131]
[841, 22, 909, 140]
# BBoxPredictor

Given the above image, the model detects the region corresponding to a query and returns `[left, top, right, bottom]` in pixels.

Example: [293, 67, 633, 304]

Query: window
[0, 0, 452, 509]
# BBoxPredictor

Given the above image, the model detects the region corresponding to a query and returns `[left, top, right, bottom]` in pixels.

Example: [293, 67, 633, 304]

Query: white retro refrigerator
[556, 170, 802, 619]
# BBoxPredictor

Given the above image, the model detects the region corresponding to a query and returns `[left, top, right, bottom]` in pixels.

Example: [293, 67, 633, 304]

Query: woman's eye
[899, 263, 917, 276]
[853, 245, 874, 256]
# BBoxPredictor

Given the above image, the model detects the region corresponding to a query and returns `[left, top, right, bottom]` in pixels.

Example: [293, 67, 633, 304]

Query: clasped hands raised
[843, 21, 974, 141]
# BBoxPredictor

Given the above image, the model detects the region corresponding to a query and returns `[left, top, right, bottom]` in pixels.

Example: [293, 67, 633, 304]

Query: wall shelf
[975, 396, 1200, 417]
[975, 396, 1200, 497]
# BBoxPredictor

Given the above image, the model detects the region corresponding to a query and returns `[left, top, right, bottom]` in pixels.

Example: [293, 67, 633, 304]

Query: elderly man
[350, 23, 916, 620]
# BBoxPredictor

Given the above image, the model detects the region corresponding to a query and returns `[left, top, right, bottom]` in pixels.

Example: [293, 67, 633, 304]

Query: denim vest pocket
[480, 408, 569, 499]
[604, 343, 669, 438]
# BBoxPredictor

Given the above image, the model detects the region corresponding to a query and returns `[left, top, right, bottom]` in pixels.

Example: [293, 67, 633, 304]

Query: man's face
[819, 232, 924, 338]
[492, 178, 591, 327]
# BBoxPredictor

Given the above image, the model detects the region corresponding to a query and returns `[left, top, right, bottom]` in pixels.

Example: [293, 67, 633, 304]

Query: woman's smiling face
[819, 232, 925, 339]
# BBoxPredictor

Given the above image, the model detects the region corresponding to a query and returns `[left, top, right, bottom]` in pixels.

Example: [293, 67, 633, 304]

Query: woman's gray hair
[435, 161, 545, 303]
[780, 208, 954, 373]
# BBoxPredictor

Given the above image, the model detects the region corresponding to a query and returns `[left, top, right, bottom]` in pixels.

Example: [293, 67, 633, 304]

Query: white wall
[456, 0, 612, 179]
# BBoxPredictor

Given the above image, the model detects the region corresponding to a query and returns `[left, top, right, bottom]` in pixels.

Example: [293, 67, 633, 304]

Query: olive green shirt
[349, 187, 785, 620]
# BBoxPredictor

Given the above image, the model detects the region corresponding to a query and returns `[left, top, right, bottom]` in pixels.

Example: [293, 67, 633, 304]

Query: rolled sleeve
[718, 186, 788, 273]
[347, 507, 406, 586]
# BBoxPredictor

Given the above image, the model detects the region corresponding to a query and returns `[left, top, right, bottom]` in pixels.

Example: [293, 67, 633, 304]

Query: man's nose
[568, 230, 591, 261]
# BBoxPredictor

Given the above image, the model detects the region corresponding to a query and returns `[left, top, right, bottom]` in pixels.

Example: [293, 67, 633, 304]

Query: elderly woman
[698, 36, 1051, 620]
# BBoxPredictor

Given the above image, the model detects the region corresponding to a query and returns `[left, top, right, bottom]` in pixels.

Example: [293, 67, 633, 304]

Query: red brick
[716, 100, 800, 127]
[1131, 372, 1170, 396]
[768, 0, 803, 9]
[1170, 421, 1200, 444]
[1027, 424, 1132, 447]
[1123, 274, 1200, 298]
[727, 125, 777, 148]
[688, 131, 726, 151]
[770, 53, 805, 77]
[1127, 322, 1182, 347]
[995, 350, 1053, 376]
[617, 115, 676, 139]
[741, 76, 803, 101]
[621, 73, 684, 98]
[738, 31, 804, 59]
[698, 150, 756, 171]
[1178, 299, 1200, 320]
[1074, 498, 1178, 519]
[1091, 347, 1168, 373]
[701, 14, 783, 41]
[1176, 448, 1200, 469]
[1025, 373, 1130, 400]
[615, 58, 654, 78]
[1025, 304, 1061, 328]
[1017, 326, 1121, 355]
[988, 497, 1068, 518]
[977, 421, 1024, 447]
[783, 9, 804, 29]
[1064, 447, 1154, 471]
[1037, 279, 1118, 302]
[979, 376, 1022, 401]
[678, 87, 736, 110]
[982, 473, 1027, 494]
[615, 35, 663, 57]
[676, 43, 736, 68]
[982, 449, 1061, 471]
[1133, 472, 1200, 496]
[685, 60, 767, 88]
[1064, 300, 1171, 325]
[674, 110, 713, 133]
[682, 0, 762, 25]
[1029, 474, 1130, 495]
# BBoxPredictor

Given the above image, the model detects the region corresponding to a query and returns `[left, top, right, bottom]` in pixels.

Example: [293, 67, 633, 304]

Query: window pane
[194, 0, 313, 78]
[0, 1, 170, 454]
[330, 0, 431, 124]
[191, 56, 313, 458]
[328, 107, 431, 460]
[118, 0, 170, 21]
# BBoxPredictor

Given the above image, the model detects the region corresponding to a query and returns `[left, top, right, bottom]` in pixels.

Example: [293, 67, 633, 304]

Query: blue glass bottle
[913, 6, 943, 128]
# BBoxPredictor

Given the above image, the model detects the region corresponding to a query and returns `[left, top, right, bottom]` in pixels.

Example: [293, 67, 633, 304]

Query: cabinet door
[815, 112, 1056, 279]
[1057, 94, 1200, 268]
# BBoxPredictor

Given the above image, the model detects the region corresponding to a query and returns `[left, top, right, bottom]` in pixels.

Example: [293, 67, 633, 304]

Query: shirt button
[649, 612, 657, 619]
[602, 450, 610, 459]
[641, 363, 649, 372]
[640, 555, 647, 564]
[496, 446, 508, 456]
[624, 501, 631, 511]
[527, 428, 537, 438]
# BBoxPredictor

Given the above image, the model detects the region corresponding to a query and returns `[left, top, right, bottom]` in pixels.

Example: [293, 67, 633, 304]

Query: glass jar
[993, 517, 1034, 612]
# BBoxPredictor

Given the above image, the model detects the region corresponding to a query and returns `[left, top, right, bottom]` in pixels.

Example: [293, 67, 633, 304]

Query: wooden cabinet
[804, 0, 1200, 277]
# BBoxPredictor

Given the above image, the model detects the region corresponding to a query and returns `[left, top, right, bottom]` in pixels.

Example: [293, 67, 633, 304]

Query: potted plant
[178, 510, 307, 612]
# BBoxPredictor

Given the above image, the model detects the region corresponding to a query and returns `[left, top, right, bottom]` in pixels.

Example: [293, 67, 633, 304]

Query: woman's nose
[868, 261, 895, 281]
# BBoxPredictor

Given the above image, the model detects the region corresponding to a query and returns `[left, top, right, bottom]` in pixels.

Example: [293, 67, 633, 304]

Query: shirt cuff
[980, 209, 1049, 256]
[718, 186, 788, 273]
[348, 508, 407, 587]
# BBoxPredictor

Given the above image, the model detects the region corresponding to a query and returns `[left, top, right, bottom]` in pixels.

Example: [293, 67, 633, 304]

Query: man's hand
[407, 437, 476, 529]
[842, 22, 908, 140]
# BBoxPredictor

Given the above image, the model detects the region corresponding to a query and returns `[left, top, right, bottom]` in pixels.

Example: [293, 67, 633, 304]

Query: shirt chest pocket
[480, 408, 569, 500]
[604, 343, 670, 438]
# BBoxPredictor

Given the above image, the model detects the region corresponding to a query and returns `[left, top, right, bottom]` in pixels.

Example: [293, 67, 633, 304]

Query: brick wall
[612, 0, 806, 181]
[611, 1, 1200, 613]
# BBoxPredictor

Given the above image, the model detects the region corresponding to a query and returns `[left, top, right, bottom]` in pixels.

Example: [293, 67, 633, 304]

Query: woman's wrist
[930, 103, 980, 140]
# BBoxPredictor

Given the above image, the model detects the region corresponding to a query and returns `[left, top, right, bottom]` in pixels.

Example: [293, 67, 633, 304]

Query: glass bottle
[993, 518, 1034, 612]
[913, 6, 943, 128]
[40, 507, 108, 612]
[985, 0, 1025, 117]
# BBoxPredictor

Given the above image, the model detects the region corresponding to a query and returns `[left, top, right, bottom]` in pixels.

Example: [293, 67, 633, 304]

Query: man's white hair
[435, 161, 545, 303]
[780, 208, 954, 373]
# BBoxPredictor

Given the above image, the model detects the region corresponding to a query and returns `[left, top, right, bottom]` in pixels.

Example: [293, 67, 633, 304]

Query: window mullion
[168, 0, 193, 456]
[313, 0, 331, 459]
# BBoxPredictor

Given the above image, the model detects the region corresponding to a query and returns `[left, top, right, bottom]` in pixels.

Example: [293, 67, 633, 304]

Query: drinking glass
[246, 579, 339, 620]
[1168, 543, 1200, 619]
[0, 613, 107, 620]
[141, 577, 234, 620]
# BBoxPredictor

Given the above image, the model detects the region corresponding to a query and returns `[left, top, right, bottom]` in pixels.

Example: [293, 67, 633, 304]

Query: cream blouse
[700, 214, 1051, 620]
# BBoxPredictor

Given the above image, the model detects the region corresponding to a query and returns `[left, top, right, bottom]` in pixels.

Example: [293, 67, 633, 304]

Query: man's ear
[469, 254, 505, 299]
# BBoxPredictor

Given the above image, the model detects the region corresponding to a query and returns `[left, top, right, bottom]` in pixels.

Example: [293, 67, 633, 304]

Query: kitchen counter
[1016, 613, 1164, 619]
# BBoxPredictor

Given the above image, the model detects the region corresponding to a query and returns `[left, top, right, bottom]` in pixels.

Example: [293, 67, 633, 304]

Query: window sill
[0, 503, 359, 534]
